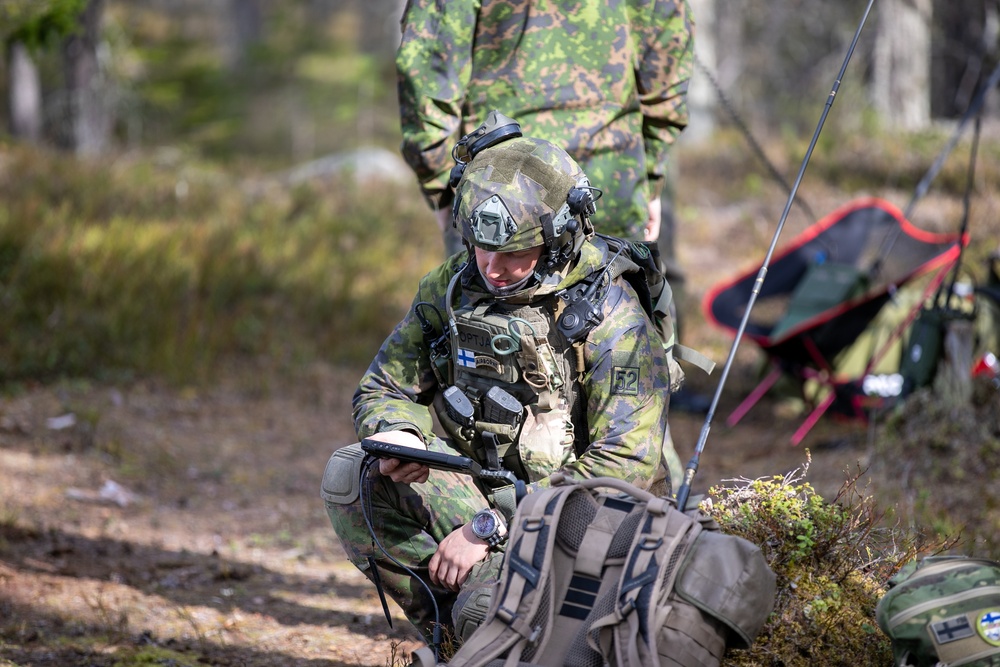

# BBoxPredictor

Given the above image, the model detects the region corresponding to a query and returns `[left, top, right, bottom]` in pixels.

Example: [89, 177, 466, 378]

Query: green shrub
[0, 144, 438, 383]
[708, 458, 950, 667]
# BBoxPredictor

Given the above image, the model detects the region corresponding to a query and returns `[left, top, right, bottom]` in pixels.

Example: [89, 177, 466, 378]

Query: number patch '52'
[612, 366, 640, 395]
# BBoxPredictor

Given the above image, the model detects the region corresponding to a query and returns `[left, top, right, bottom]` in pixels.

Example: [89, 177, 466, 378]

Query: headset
[448, 110, 524, 190]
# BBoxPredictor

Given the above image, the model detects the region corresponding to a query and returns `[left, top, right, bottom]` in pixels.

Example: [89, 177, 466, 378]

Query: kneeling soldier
[322, 117, 681, 645]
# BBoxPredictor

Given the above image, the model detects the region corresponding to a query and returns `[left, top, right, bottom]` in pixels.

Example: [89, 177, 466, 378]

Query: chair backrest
[704, 197, 964, 356]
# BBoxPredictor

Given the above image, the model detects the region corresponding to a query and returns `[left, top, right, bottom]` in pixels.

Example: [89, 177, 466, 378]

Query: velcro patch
[611, 366, 640, 395]
[931, 614, 974, 644]
[456, 322, 495, 354]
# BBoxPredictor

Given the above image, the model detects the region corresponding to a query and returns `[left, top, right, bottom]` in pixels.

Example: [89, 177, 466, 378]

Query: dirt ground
[0, 347, 877, 667]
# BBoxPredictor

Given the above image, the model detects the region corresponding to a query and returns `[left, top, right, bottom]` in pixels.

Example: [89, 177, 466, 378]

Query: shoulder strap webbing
[448, 484, 576, 667]
[672, 344, 716, 375]
[589, 499, 702, 667]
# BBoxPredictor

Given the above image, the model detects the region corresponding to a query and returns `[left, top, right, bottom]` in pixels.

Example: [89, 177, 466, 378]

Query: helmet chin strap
[477, 262, 536, 296]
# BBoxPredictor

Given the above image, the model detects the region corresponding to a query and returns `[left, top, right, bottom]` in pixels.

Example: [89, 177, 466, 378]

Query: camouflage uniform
[397, 0, 695, 242]
[324, 135, 680, 645]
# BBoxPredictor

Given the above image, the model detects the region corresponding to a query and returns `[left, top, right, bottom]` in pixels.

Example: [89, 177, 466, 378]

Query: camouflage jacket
[396, 0, 695, 240]
[353, 240, 673, 492]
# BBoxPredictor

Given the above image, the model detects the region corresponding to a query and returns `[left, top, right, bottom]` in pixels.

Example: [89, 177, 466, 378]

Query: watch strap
[484, 529, 507, 549]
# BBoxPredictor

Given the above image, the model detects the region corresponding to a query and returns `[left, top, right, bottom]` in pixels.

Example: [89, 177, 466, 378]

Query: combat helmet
[450, 111, 600, 274]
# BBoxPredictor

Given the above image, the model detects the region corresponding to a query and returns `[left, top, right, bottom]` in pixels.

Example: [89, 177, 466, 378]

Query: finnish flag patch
[931, 614, 974, 644]
[457, 348, 477, 368]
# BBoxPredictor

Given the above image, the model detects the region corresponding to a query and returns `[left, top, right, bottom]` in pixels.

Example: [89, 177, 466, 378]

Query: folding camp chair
[703, 197, 966, 445]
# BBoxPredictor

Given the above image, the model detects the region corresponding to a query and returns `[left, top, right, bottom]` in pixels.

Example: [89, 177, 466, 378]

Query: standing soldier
[396, 0, 695, 258]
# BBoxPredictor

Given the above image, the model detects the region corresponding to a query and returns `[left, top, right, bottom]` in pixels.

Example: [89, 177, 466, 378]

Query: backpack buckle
[497, 605, 517, 624]
[639, 536, 664, 551]
[618, 598, 636, 618]
[522, 517, 546, 532]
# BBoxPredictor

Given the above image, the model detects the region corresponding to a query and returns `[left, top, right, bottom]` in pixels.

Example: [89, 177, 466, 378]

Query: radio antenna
[675, 0, 878, 511]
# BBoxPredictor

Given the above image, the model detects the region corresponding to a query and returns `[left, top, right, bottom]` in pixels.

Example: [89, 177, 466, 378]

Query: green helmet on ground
[454, 133, 597, 266]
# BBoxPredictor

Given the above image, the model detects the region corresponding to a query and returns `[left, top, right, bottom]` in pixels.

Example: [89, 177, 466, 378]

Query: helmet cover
[455, 137, 590, 254]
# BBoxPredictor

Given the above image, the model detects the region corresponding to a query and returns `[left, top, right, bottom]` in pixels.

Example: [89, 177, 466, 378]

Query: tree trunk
[934, 318, 975, 409]
[931, 0, 993, 119]
[686, 0, 717, 144]
[7, 40, 42, 143]
[222, 0, 262, 70]
[872, 0, 932, 130]
[63, 0, 111, 156]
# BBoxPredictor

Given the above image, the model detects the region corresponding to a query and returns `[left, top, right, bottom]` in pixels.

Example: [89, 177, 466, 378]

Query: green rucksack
[410, 474, 775, 667]
[876, 556, 1000, 667]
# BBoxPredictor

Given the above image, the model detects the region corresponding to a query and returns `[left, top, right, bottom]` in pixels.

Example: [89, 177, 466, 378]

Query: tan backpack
[411, 474, 775, 667]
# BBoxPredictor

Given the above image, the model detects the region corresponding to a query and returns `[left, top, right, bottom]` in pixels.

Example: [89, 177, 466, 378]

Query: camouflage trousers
[324, 447, 504, 645]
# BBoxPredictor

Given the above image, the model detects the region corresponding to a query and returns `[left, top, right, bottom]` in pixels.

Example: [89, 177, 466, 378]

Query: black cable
[936, 114, 981, 310]
[359, 456, 442, 660]
[693, 51, 817, 223]
[415, 302, 446, 333]
[904, 59, 1000, 219]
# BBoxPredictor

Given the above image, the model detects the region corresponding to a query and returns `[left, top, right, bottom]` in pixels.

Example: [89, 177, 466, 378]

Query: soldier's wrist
[372, 421, 426, 445]
[471, 508, 508, 550]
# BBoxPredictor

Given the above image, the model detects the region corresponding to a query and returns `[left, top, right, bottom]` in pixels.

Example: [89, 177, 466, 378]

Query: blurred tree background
[0, 0, 997, 383]
[2, 0, 996, 159]
[1, 0, 407, 159]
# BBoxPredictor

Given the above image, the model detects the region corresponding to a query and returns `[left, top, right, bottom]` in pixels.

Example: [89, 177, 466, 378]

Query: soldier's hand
[644, 197, 661, 242]
[428, 522, 489, 592]
[368, 431, 430, 484]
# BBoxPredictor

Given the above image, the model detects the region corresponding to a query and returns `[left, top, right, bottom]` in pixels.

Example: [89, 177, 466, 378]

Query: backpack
[876, 556, 1000, 667]
[584, 235, 716, 388]
[412, 474, 775, 667]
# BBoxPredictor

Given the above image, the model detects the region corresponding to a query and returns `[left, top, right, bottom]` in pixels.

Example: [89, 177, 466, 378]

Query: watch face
[472, 510, 497, 538]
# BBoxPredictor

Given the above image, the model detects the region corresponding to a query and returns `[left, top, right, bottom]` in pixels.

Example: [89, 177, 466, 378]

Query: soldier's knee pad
[320, 443, 366, 506]
[452, 583, 493, 642]
[452, 551, 504, 641]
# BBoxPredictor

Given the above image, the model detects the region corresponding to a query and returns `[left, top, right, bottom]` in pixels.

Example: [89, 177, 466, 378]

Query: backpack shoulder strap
[589, 495, 703, 667]
[448, 481, 579, 667]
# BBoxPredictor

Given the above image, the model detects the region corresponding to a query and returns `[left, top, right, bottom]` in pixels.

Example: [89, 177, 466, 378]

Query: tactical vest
[436, 267, 584, 485]
[429, 238, 713, 492]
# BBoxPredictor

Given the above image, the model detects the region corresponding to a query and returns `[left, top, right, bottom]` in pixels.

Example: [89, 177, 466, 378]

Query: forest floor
[2, 141, 998, 666]
[0, 359, 875, 667]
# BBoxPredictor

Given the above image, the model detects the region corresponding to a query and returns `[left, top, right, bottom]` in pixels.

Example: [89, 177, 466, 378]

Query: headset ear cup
[449, 162, 467, 189]
[566, 187, 595, 217]
[467, 123, 522, 158]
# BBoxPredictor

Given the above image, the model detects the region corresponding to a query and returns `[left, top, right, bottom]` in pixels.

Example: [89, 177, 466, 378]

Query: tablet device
[361, 438, 483, 476]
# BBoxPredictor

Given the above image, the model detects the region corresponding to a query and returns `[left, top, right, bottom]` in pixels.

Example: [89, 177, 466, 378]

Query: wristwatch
[471, 508, 507, 549]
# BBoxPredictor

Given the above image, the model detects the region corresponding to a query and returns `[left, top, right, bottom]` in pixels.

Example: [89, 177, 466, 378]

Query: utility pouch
[674, 527, 779, 648]
[900, 307, 945, 393]
[876, 556, 1000, 667]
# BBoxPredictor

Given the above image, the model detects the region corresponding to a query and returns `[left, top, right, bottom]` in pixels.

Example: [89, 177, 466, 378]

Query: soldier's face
[474, 245, 543, 289]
